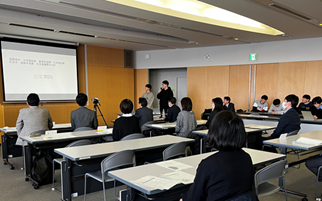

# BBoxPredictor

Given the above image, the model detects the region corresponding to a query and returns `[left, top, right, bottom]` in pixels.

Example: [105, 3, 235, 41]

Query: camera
[91, 98, 99, 104]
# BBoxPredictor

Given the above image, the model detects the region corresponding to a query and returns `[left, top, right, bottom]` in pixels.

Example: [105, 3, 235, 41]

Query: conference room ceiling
[0, 0, 321, 50]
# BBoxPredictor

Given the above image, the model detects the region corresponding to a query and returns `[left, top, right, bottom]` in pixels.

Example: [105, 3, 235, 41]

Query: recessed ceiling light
[105, 0, 284, 36]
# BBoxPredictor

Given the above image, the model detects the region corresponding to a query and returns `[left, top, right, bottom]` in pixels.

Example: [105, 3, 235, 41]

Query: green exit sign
[250, 53, 257, 61]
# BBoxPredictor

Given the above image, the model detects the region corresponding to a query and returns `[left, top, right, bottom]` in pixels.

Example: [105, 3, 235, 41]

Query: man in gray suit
[70, 93, 98, 131]
[16, 93, 53, 146]
[135, 97, 153, 129]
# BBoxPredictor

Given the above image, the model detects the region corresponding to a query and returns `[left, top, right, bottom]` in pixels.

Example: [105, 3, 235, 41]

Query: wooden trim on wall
[134, 69, 148, 110]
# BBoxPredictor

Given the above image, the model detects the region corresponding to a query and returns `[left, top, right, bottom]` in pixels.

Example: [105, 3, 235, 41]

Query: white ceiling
[0, 0, 321, 50]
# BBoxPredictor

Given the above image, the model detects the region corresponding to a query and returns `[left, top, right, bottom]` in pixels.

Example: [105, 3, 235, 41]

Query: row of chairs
[51, 133, 187, 201]
[33, 128, 289, 200]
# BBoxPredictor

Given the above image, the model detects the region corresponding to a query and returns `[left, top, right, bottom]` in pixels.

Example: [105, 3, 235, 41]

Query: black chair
[120, 133, 145, 141]
[162, 142, 187, 161]
[84, 150, 136, 201]
[52, 139, 92, 194]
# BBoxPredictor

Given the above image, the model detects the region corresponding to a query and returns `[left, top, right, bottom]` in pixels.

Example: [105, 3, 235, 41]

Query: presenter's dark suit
[70, 107, 98, 131]
[164, 105, 181, 122]
[224, 103, 235, 113]
[157, 88, 173, 115]
[256, 108, 301, 150]
[135, 107, 153, 128]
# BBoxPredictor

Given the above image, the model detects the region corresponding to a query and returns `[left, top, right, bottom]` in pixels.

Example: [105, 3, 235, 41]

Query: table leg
[61, 159, 72, 201]
[126, 186, 136, 201]
[200, 138, 203, 154]
[278, 147, 308, 200]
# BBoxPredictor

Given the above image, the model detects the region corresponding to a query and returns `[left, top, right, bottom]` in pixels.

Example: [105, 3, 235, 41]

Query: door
[176, 77, 187, 109]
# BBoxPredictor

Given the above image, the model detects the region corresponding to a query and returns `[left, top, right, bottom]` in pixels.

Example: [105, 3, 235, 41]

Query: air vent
[124, 50, 133, 68]
[269, 3, 312, 21]
[96, 36, 169, 48]
[58, 31, 96, 38]
[9, 23, 55, 31]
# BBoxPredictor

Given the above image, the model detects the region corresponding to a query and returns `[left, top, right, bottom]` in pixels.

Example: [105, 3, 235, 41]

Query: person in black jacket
[223, 96, 235, 113]
[310, 96, 322, 119]
[256, 94, 301, 151]
[164, 97, 180, 122]
[181, 111, 256, 201]
[113, 99, 140, 141]
[135, 97, 153, 129]
[206, 97, 224, 128]
[157, 80, 173, 117]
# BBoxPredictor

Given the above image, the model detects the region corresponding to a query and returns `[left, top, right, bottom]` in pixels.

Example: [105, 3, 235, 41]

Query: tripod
[93, 102, 108, 127]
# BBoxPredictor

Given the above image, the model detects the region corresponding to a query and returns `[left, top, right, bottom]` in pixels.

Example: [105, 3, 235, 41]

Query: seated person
[164, 97, 181, 122]
[181, 111, 255, 201]
[256, 94, 301, 151]
[223, 96, 235, 113]
[206, 97, 224, 128]
[135, 97, 153, 128]
[311, 96, 322, 119]
[113, 99, 140, 141]
[175, 97, 197, 137]
[70, 93, 98, 131]
[298, 94, 313, 111]
[268, 98, 285, 114]
[16, 93, 53, 146]
[252, 95, 268, 112]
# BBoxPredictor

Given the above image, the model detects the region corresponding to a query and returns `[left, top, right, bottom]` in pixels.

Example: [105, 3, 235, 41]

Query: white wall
[135, 37, 322, 69]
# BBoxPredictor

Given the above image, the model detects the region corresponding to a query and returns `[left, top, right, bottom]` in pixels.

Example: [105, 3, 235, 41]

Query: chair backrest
[74, 127, 94, 132]
[163, 142, 187, 161]
[30, 130, 47, 135]
[226, 191, 259, 201]
[66, 139, 92, 148]
[286, 129, 300, 137]
[101, 150, 136, 178]
[254, 160, 287, 194]
[121, 133, 145, 141]
[141, 120, 155, 133]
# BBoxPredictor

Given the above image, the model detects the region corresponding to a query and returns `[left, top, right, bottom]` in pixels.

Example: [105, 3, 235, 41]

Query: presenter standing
[157, 80, 173, 117]
[141, 84, 154, 109]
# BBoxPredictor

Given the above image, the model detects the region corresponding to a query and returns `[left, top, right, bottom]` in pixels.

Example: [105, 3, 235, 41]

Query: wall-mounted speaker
[124, 50, 133, 68]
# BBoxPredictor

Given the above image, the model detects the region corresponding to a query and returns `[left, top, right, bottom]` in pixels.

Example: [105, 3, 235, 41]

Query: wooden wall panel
[134, 69, 148, 109]
[229, 65, 250, 111]
[277, 62, 306, 100]
[87, 45, 124, 68]
[187, 67, 207, 120]
[87, 65, 134, 127]
[255, 63, 279, 108]
[304, 61, 322, 98]
[206, 66, 229, 107]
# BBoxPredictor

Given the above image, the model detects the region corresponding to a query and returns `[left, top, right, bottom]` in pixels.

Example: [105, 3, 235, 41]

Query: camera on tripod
[91, 98, 99, 105]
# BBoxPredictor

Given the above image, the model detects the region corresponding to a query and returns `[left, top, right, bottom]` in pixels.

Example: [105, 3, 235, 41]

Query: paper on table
[245, 125, 272, 129]
[293, 137, 322, 146]
[132, 175, 179, 190]
[95, 128, 113, 134]
[161, 171, 194, 184]
[156, 160, 193, 171]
